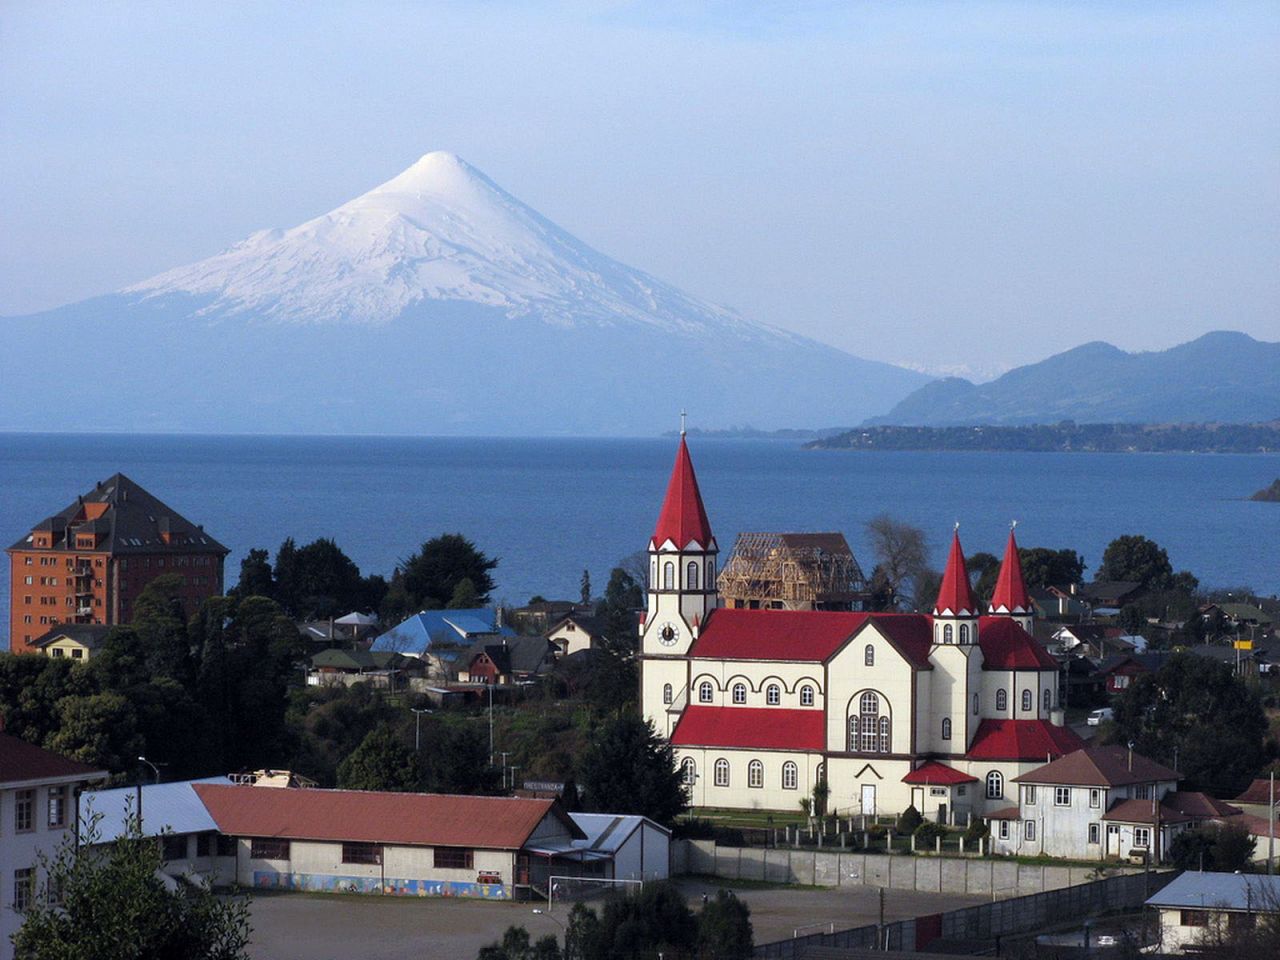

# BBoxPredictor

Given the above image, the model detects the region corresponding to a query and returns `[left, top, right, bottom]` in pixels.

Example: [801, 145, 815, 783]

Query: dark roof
[0, 733, 106, 788]
[1095, 651, 1172, 676]
[1079, 581, 1142, 603]
[32, 624, 113, 650]
[1014, 746, 1180, 787]
[1103, 797, 1195, 825]
[310, 648, 413, 671]
[467, 636, 555, 675]
[1233, 779, 1280, 805]
[549, 613, 607, 638]
[8, 473, 228, 556]
[1184, 644, 1250, 664]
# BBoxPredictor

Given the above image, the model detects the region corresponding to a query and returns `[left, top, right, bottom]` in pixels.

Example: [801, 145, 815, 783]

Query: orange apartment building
[6, 474, 229, 653]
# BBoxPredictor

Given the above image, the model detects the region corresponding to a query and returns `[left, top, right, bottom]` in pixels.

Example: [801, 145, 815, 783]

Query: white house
[1145, 871, 1280, 953]
[524, 813, 671, 883]
[0, 734, 106, 960]
[640, 434, 1081, 820]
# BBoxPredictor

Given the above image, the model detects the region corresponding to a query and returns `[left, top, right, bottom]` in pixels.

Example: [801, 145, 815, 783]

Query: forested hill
[807, 421, 1280, 453]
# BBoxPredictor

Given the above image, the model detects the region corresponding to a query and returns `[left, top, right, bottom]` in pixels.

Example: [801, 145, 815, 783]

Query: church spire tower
[989, 524, 1033, 630]
[643, 426, 718, 656]
[932, 528, 979, 645]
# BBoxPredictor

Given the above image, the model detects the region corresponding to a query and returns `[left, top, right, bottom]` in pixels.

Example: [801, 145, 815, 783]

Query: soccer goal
[546, 875, 643, 910]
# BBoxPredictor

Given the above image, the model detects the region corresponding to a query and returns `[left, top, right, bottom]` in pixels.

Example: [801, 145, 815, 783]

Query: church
[639, 434, 1082, 823]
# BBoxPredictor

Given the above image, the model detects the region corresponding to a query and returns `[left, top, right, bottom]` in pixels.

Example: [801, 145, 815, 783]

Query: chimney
[1050, 708, 1065, 727]
[1070, 583, 1078, 596]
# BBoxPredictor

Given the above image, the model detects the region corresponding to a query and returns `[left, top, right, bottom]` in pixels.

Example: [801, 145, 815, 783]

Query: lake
[2, 433, 1277, 649]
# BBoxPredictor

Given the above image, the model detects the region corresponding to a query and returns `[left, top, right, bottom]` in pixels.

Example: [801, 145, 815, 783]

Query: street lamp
[410, 708, 431, 752]
[137, 756, 161, 784]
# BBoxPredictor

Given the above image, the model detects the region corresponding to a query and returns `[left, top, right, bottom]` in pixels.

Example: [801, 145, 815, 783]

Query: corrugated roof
[965, 719, 1084, 762]
[1146, 872, 1280, 912]
[977, 617, 1059, 670]
[902, 762, 977, 785]
[570, 812, 670, 851]
[193, 784, 581, 849]
[690, 609, 933, 667]
[1102, 798, 1193, 824]
[670, 706, 824, 750]
[1014, 746, 1180, 787]
[370, 609, 513, 655]
[81, 776, 232, 841]
[0, 733, 106, 788]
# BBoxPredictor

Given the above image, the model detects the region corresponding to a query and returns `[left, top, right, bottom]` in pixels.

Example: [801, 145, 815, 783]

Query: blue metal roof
[1147, 871, 1280, 912]
[79, 776, 232, 841]
[370, 609, 513, 655]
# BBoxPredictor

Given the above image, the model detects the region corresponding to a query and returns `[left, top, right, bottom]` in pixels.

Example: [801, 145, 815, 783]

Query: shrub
[963, 818, 990, 844]
[897, 805, 923, 834]
[913, 821, 946, 847]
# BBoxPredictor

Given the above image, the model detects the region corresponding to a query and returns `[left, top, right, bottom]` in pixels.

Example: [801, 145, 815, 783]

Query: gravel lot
[246, 879, 987, 959]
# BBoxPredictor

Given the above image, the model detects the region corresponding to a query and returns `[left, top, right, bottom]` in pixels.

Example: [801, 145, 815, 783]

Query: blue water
[2, 433, 1278, 649]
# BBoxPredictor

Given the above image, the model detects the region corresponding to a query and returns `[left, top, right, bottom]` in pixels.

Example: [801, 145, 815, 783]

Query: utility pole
[1269, 771, 1275, 876]
[488, 683, 494, 765]
[411, 707, 430, 752]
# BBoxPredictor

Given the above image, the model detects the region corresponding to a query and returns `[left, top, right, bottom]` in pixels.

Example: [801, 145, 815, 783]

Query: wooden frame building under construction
[716, 532, 869, 611]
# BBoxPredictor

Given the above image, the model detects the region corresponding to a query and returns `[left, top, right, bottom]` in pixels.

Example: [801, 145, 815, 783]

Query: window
[985, 771, 1003, 800]
[782, 762, 798, 790]
[699, 681, 713, 703]
[1134, 828, 1151, 848]
[13, 868, 34, 912]
[1179, 910, 1209, 927]
[972, 694, 979, 715]
[959, 624, 969, 643]
[1088, 823, 1100, 845]
[342, 842, 383, 865]
[996, 689, 1007, 711]
[52, 648, 65, 658]
[1134, 784, 1150, 800]
[1054, 787, 1071, 807]
[197, 833, 214, 857]
[714, 758, 729, 787]
[687, 562, 699, 590]
[681, 758, 696, 785]
[1089, 789, 1101, 809]
[1043, 689, 1052, 711]
[1024, 820, 1036, 841]
[1021, 690, 1032, 712]
[929, 787, 946, 797]
[1025, 785, 1037, 805]
[732, 683, 747, 704]
[71, 649, 83, 660]
[662, 683, 673, 705]
[15, 789, 34, 832]
[851, 691, 890, 753]
[748, 760, 764, 789]
[800, 685, 814, 707]
[216, 835, 237, 856]
[706, 559, 715, 584]
[1114, 675, 1130, 689]
[434, 848, 474, 869]
[766, 684, 780, 706]
[162, 835, 188, 861]
[998, 820, 1009, 840]
[943, 624, 953, 644]
[941, 718, 951, 741]
[864, 644, 875, 666]
[663, 562, 674, 590]
[250, 838, 290, 860]
[957, 785, 966, 797]
[47, 785, 68, 828]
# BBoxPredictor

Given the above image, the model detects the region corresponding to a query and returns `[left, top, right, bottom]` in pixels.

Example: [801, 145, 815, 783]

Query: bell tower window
[663, 562, 674, 590]
[687, 562, 699, 590]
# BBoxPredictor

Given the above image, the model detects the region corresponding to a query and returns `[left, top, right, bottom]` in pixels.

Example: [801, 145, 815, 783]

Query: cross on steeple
[680, 410, 687, 436]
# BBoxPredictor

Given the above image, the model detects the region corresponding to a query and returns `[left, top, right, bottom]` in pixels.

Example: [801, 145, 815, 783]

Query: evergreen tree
[337, 726, 423, 792]
[401, 534, 498, 609]
[697, 890, 754, 960]
[579, 568, 592, 605]
[234, 547, 275, 599]
[595, 568, 642, 654]
[578, 715, 686, 826]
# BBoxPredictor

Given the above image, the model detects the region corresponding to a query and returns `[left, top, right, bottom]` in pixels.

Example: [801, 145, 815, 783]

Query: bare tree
[865, 515, 930, 610]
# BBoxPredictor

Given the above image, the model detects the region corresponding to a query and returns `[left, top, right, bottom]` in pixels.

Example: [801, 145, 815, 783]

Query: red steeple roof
[990, 527, 1032, 615]
[652, 435, 715, 550]
[933, 530, 978, 617]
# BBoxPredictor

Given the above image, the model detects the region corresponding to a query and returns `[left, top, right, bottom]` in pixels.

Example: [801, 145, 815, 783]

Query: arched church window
[848, 714, 859, 751]
[766, 684, 780, 705]
[942, 718, 952, 741]
[972, 693, 979, 715]
[782, 761, 798, 790]
[855, 692, 889, 753]
[996, 689, 1007, 712]
[1043, 689, 1051, 712]
[663, 562, 674, 590]
[699, 681, 713, 703]
[662, 683, 672, 704]
[681, 757, 696, 785]
[879, 715, 890, 752]
[650, 559, 657, 586]
[687, 562, 699, 590]
[986, 770, 1004, 799]
[706, 559, 715, 585]
[943, 624, 953, 644]
[732, 682, 746, 704]
[1022, 690, 1032, 712]
[959, 624, 969, 643]
[864, 644, 875, 666]
[748, 760, 764, 789]
[714, 758, 729, 787]
[800, 685, 814, 706]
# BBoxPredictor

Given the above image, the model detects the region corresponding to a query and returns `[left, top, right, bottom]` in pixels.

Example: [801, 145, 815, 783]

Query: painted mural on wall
[253, 871, 509, 899]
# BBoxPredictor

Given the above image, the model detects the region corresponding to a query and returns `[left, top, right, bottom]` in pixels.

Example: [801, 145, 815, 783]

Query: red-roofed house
[639, 435, 1069, 823]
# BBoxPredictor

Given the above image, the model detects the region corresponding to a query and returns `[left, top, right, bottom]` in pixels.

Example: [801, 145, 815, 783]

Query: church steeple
[990, 525, 1033, 630]
[933, 529, 979, 645]
[650, 434, 716, 553]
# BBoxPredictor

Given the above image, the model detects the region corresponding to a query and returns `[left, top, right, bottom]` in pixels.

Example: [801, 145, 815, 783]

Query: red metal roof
[669, 706, 824, 751]
[689, 609, 933, 667]
[902, 761, 978, 785]
[965, 719, 1084, 761]
[651, 436, 715, 550]
[934, 531, 978, 617]
[977, 617, 1059, 670]
[0, 732, 106, 787]
[193, 784, 581, 849]
[989, 529, 1031, 615]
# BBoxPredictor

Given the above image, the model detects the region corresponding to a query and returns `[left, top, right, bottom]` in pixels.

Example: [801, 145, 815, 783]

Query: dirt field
[246, 879, 987, 959]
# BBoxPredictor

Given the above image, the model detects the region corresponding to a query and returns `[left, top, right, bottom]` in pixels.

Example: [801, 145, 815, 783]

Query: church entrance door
[861, 784, 876, 817]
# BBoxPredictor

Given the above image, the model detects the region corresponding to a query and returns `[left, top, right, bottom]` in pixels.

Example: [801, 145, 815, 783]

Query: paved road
[246, 880, 987, 959]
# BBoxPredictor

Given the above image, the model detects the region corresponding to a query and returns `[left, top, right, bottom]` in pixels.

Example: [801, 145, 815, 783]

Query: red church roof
[934, 531, 978, 617]
[670, 706, 824, 751]
[990, 528, 1032, 614]
[689, 609, 933, 668]
[902, 761, 977, 785]
[965, 719, 1084, 761]
[652, 435, 715, 550]
[977, 617, 1059, 670]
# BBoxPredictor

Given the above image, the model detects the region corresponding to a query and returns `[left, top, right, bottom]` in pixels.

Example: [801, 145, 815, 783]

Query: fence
[753, 870, 1174, 958]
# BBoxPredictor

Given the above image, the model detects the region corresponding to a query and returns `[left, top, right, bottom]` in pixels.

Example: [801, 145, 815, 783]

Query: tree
[580, 568, 592, 605]
[234, 547, 275, 599]
[401, 534, 499, 610]
[1170, 822, 1257, 872]
[338, 726, 423, 792]
[595, 568, 643, 654]
[1108, 653, 1267, 795]
[419, 722, 500, 794]
[1019, 547, 1086, 588]
[696, 889, 753, 960]
[967, 551, 1002, 605]
[272, 537, 368, 618]
[1117, 604, 1146, 635]
[131, 574, 196, 687]
[448, 577, 480, 609]
[578, 714, 686, 826]
[14, 811, 251, 959]
[46, 692, 144, 774]
[477, 927, 561, 960]
[865, 515, 929, 609]
[1098, 535, 1175, 590]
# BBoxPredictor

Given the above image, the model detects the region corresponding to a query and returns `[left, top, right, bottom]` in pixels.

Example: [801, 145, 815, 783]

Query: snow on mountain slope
[128, 151, 772, 338]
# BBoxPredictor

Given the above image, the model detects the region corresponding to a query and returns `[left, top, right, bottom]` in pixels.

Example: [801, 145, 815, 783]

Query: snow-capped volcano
[2, 153, 929, 435]
[129, 151, 763, 336]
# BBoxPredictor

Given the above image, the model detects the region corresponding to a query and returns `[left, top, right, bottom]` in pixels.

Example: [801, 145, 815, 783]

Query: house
[1184, 642, 1260, 677]
[1145, 871, 1280, 953]
[79, 777, 239, 886]
[32, 623, 112, 662]
[986, 745, 1235, 862]
[370, 609, 515, 679]
[1094, 651, 1172, 695]
[193, 784, 588, 898]
[510, 600, 584, 634]
[1049, 624, 1136, 661]
[641, 435, 1080, 820]
[0, 734, 107, 960]
[523, 813, 671, 883]
[717, 532, 868, 611]
[1035, 586, 1088, 621]
[547, 613, 608, 656]
[458, 636, 556, 684]
[306, 648, 422, 689]
[6, 474, 228, 652]
[1232, 778, 1279, 819]
[1077, 581, 1144, 612]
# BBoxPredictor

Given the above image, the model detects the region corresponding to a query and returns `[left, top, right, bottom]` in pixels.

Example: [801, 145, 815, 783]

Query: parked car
[1087, 708, 1114, 726]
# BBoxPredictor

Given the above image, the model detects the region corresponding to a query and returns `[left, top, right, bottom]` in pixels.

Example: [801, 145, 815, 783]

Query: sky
[2, 1, 1277, 376]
